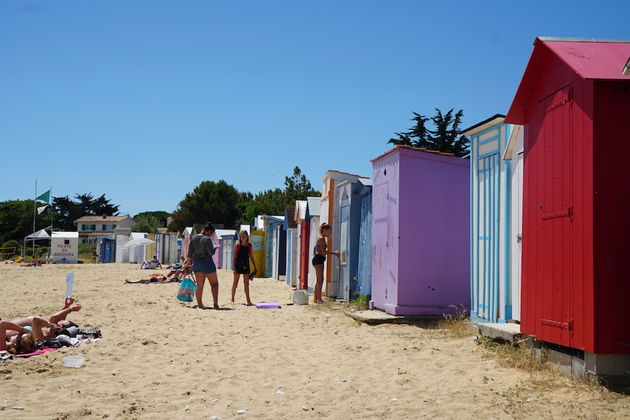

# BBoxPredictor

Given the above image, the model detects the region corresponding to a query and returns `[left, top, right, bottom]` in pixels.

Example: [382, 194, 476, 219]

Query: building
[74, 215, 135, 244]
[505, 37, 630, 375]
[370, 146, 470, 315]
[464, 115, 523, 323]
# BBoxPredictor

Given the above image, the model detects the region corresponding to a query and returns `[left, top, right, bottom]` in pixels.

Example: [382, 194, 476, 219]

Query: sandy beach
[0, 263, 628, 419]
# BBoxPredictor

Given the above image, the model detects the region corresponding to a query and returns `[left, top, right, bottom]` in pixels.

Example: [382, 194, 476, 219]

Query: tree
[428, 108, 469, 158]
[53, 193, 120, 231]
[0, 200, 50, 244]
[283, 166, 320, 206]
[170, 180, 242, 231]
[132, 213, 164, 234]
[386, 108, 470, 158]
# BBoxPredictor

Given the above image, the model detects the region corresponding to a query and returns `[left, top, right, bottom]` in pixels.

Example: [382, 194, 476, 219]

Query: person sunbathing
[125, 273, 177, 284]
[1, 299, 82, 352]
[165, 265, 192, 281]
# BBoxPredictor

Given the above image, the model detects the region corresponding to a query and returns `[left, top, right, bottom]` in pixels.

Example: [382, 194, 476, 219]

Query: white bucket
[292, 289, 309, 305]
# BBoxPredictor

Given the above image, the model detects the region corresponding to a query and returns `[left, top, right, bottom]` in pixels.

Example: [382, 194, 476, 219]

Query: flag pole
[50, 186, 53, 232]
[33, 179, 37, 257]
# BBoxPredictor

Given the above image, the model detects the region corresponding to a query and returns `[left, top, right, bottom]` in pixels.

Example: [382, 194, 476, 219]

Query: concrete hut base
[474, 322, 630, 387]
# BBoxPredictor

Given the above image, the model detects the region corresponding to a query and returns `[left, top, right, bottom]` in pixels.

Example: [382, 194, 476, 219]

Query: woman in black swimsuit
[231, 230, 257, 305]
[312, 223, 340, 304]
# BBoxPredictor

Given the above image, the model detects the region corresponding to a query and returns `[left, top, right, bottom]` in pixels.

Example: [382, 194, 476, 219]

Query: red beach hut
[505, 37, 630, 358]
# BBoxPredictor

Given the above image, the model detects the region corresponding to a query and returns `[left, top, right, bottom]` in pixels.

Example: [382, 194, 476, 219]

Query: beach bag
[176, 276, 197, 302]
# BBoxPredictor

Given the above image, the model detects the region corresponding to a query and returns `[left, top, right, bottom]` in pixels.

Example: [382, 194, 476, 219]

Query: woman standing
[312, 223, 340, 304]
[185, 222, 219, 309]
[231, 230, 257, 305]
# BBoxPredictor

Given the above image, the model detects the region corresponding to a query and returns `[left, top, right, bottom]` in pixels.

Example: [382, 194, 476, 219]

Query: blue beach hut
[463, 115, 522, 323]
[334, 178, 372, 301]
[356, 180, 373, 298]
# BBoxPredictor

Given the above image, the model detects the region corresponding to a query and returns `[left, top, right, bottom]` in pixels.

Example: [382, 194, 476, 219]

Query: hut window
[384, 169, 387, 176]
[623, 57, 630, 75]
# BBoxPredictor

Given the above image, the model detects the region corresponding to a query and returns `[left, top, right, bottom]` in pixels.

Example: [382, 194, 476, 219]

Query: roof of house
[74, 215, 131, 223]
[323, 169, 369, 179]
[462, 114, 506, 136]
[506, 37, 630, 124]
[371, 145, 456, 162]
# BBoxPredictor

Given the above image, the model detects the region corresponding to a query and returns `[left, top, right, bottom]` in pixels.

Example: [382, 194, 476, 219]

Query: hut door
[537, 86, 574, 342]
[338, 193, 351, 300]
[475, 152, 501, 321]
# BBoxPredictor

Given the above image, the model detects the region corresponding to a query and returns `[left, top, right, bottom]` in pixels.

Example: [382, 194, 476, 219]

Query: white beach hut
[51, 232, 79, 264]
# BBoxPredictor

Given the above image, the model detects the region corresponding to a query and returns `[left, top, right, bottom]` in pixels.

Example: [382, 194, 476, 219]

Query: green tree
[386, 108, 470, 158]
[0, 200, 50, 244]
[53, 193, 120, 231]
[132, 214, 163, 234]
[283, 166, 320, 205]
[170, 180, 242, 231]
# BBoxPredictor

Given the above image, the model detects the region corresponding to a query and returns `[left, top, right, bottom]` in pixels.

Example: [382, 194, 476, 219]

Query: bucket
[292, 289, 309, 305]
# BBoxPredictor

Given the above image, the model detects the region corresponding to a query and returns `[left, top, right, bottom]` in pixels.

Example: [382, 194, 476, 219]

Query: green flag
[36, 189, 51, 203]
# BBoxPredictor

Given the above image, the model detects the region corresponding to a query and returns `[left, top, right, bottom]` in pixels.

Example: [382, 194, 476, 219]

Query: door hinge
[540, 318, 573, 331]
[542, 206, 573, 220]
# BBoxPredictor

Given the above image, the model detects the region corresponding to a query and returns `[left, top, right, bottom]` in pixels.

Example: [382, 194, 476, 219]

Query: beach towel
[255, 302, 281, 309]
[13, 347, 57, 358]
[176, 276, 196, 302]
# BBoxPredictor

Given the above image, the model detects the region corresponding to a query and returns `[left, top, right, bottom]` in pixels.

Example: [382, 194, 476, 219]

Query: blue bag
[176, 276, 197, 302]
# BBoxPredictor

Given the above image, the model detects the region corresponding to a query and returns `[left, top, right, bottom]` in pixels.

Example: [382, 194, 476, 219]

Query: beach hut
[306, 197, 321, 293]
[154, 231, 178, 265]
[333, 179, 372, 300]
[284, 206, 299, 287]
[370, 146, 470, 315]
[263, 216, 287, 280]
[128, 232, 148, 263]
[356, 180, 373, 298]
[504, 37, 630, 360]
[182, 227, 193, 262]
[320, 170, 370, 297]
[294, 200, 309, 289]
[464, 115, 523, 323]
[50, 232, 79, 264]
[221, 234, 237, 270]
[99, 237, 115, 263]
[115, 234, 129, 263]
[250, 230, 266, 276]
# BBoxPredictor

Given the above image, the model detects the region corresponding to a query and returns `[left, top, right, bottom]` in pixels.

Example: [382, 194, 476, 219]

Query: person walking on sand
[231, 230, 257, 305]
[184, 222, 219, 309]
[312, 223, 340, 304]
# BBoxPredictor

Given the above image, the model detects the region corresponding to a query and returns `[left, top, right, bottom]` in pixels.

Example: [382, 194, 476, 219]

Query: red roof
[506, 37, 630, 124]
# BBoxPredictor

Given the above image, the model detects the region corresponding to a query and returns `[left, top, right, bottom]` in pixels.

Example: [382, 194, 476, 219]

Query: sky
[1, 0, 629, 216]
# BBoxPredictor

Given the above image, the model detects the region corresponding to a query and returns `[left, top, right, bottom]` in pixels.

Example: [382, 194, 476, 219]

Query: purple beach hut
[370, 146, 470, 316]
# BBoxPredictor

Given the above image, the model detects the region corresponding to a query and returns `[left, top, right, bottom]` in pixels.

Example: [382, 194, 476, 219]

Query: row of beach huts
[106, 37, 629, 379]
[219, 37, 629, 379]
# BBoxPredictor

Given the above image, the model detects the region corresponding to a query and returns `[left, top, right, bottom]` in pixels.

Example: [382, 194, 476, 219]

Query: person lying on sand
[165, 265, 192, 281]
[20, 260, 42, 267]
[0, 298, 81, 353]
[125, 273, 179, 284]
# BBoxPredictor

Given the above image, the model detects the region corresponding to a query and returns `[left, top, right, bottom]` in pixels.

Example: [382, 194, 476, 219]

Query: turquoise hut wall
[466, 115, 520, 323]
[357, 187, 373, 297]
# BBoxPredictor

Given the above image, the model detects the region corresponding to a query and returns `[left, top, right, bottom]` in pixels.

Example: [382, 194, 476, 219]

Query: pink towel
[13, 347, 57, 358]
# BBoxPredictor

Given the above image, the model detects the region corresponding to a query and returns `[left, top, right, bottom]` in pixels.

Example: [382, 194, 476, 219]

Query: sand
[0, 262, 628, 419]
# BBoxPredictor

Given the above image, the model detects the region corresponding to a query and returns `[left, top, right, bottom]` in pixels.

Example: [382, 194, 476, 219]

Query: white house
[74, 215, 135, 244]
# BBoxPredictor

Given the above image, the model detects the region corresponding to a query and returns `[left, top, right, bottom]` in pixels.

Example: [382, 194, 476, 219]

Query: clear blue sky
[1, 0, 628, 216]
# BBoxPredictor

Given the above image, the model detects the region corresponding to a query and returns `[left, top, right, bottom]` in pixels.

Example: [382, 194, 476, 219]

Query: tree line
[0, 167, 319, 248]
